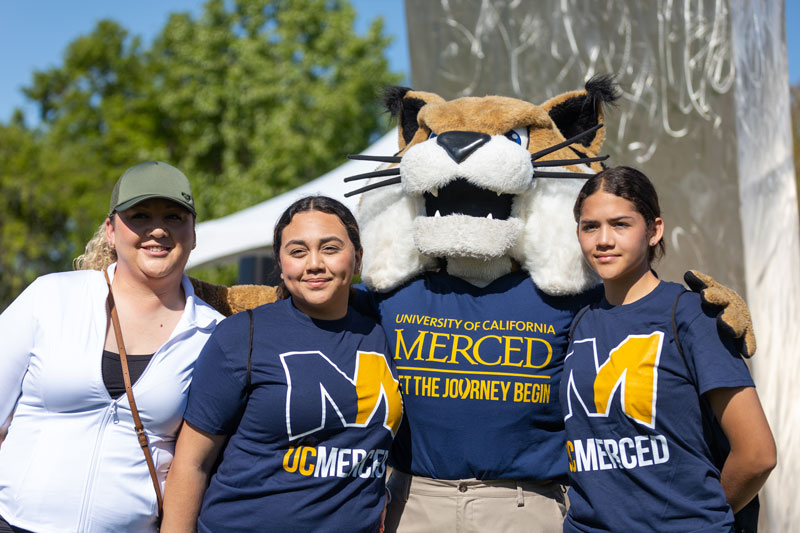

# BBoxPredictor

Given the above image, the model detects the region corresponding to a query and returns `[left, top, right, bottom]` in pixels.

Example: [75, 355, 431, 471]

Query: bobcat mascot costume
[192, 77, 755, 532]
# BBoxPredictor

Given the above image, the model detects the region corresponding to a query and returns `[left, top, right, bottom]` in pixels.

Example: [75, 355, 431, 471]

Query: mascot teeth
[423, 179, 514, 220]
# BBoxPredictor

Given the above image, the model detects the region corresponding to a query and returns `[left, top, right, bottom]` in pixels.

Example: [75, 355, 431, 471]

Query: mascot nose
[436, 131, 491, 163]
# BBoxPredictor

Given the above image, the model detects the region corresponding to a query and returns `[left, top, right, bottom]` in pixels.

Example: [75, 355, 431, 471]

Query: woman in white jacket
[0, 161, 222, 533]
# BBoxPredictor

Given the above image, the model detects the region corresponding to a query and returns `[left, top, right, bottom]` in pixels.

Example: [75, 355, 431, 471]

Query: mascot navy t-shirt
[184, 298, 402, 533]
[354, 270, 597, 482]
[560, 281, 753, 532]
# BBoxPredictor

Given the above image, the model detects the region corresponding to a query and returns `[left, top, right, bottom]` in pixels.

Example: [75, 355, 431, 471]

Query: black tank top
[102, 350, 154, 399]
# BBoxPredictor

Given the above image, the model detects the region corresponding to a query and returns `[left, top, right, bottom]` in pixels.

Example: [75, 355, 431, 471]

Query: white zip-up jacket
[0, 265, 223, 532]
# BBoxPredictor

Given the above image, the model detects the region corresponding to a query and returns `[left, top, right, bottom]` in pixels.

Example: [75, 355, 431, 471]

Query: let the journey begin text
[393, 313, 558, 404]
[399, 375, 551, 403]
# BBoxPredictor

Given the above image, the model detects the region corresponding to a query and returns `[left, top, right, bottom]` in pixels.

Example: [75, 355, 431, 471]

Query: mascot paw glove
[684, 270, 756, 358]
[190, 278, 278, 317]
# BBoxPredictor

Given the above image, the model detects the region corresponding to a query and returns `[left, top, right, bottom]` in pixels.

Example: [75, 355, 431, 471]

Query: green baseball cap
[109, 161, 196, 215]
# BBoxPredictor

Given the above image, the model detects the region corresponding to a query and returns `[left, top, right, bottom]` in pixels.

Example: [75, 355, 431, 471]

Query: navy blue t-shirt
[560, 281, 753, 533]
[353, 270, 597, 481]
[184, 298, 403, 533]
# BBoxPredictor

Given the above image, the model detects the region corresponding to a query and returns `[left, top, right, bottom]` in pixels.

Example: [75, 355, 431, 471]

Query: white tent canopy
[188, 131, 397, 269]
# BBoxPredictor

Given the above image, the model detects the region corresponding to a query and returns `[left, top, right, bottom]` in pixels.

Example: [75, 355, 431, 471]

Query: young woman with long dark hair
[561, 166, 775, 532]
[163, 196, 402, 533]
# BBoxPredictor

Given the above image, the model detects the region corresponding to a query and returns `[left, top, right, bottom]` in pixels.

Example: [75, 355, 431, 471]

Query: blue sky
[0, 1, 796, 125]
[0, 0, 410, 125]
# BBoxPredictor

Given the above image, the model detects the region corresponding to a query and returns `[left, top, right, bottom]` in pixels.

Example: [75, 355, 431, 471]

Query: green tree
[0, 123, 107, 305]
[0, 0, 400, 308]
[148, 0, 399, 218]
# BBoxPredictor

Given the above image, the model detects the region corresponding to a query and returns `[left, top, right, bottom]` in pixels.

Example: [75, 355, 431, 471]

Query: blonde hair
[73, 219, 116, 271]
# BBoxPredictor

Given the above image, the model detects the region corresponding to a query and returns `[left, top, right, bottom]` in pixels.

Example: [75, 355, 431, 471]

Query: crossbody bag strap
[671, 289, 689, 366]
[569, 304, 592, 343]
[246, 309, 254, 392]
[104, 269, 163, 518]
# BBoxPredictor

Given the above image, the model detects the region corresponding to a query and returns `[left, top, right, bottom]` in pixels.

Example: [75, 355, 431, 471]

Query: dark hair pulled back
[273, 196, 362, 299]
[573, 166, 665, 262]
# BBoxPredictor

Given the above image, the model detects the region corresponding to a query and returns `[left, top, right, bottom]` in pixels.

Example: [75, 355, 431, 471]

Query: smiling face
[278, 210, 362, 320]
[106, 198, 195, 285]
[577, 190, 663, 291]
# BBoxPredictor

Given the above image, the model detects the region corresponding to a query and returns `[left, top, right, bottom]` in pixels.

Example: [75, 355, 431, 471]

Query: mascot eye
[504, 128, 528, 147]
[428, 131, 438, 140]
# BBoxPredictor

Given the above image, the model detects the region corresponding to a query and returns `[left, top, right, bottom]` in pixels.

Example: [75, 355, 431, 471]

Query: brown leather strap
[104, 269, 163, 518]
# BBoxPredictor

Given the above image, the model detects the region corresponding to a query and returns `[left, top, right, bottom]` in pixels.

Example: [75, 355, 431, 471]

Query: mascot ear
[383, 86, 446, 152]
[540, 74, 620, 156]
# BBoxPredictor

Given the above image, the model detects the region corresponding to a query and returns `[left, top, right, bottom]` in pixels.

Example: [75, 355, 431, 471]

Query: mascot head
[346, 76, 619, 296]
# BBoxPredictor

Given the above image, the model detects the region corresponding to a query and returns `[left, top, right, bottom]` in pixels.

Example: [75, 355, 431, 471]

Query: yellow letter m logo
[281, 350, 403, 440]
[565, 332, 664, 428]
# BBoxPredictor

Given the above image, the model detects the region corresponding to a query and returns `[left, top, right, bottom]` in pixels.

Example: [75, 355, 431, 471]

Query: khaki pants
[385, 471, 567, 533]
